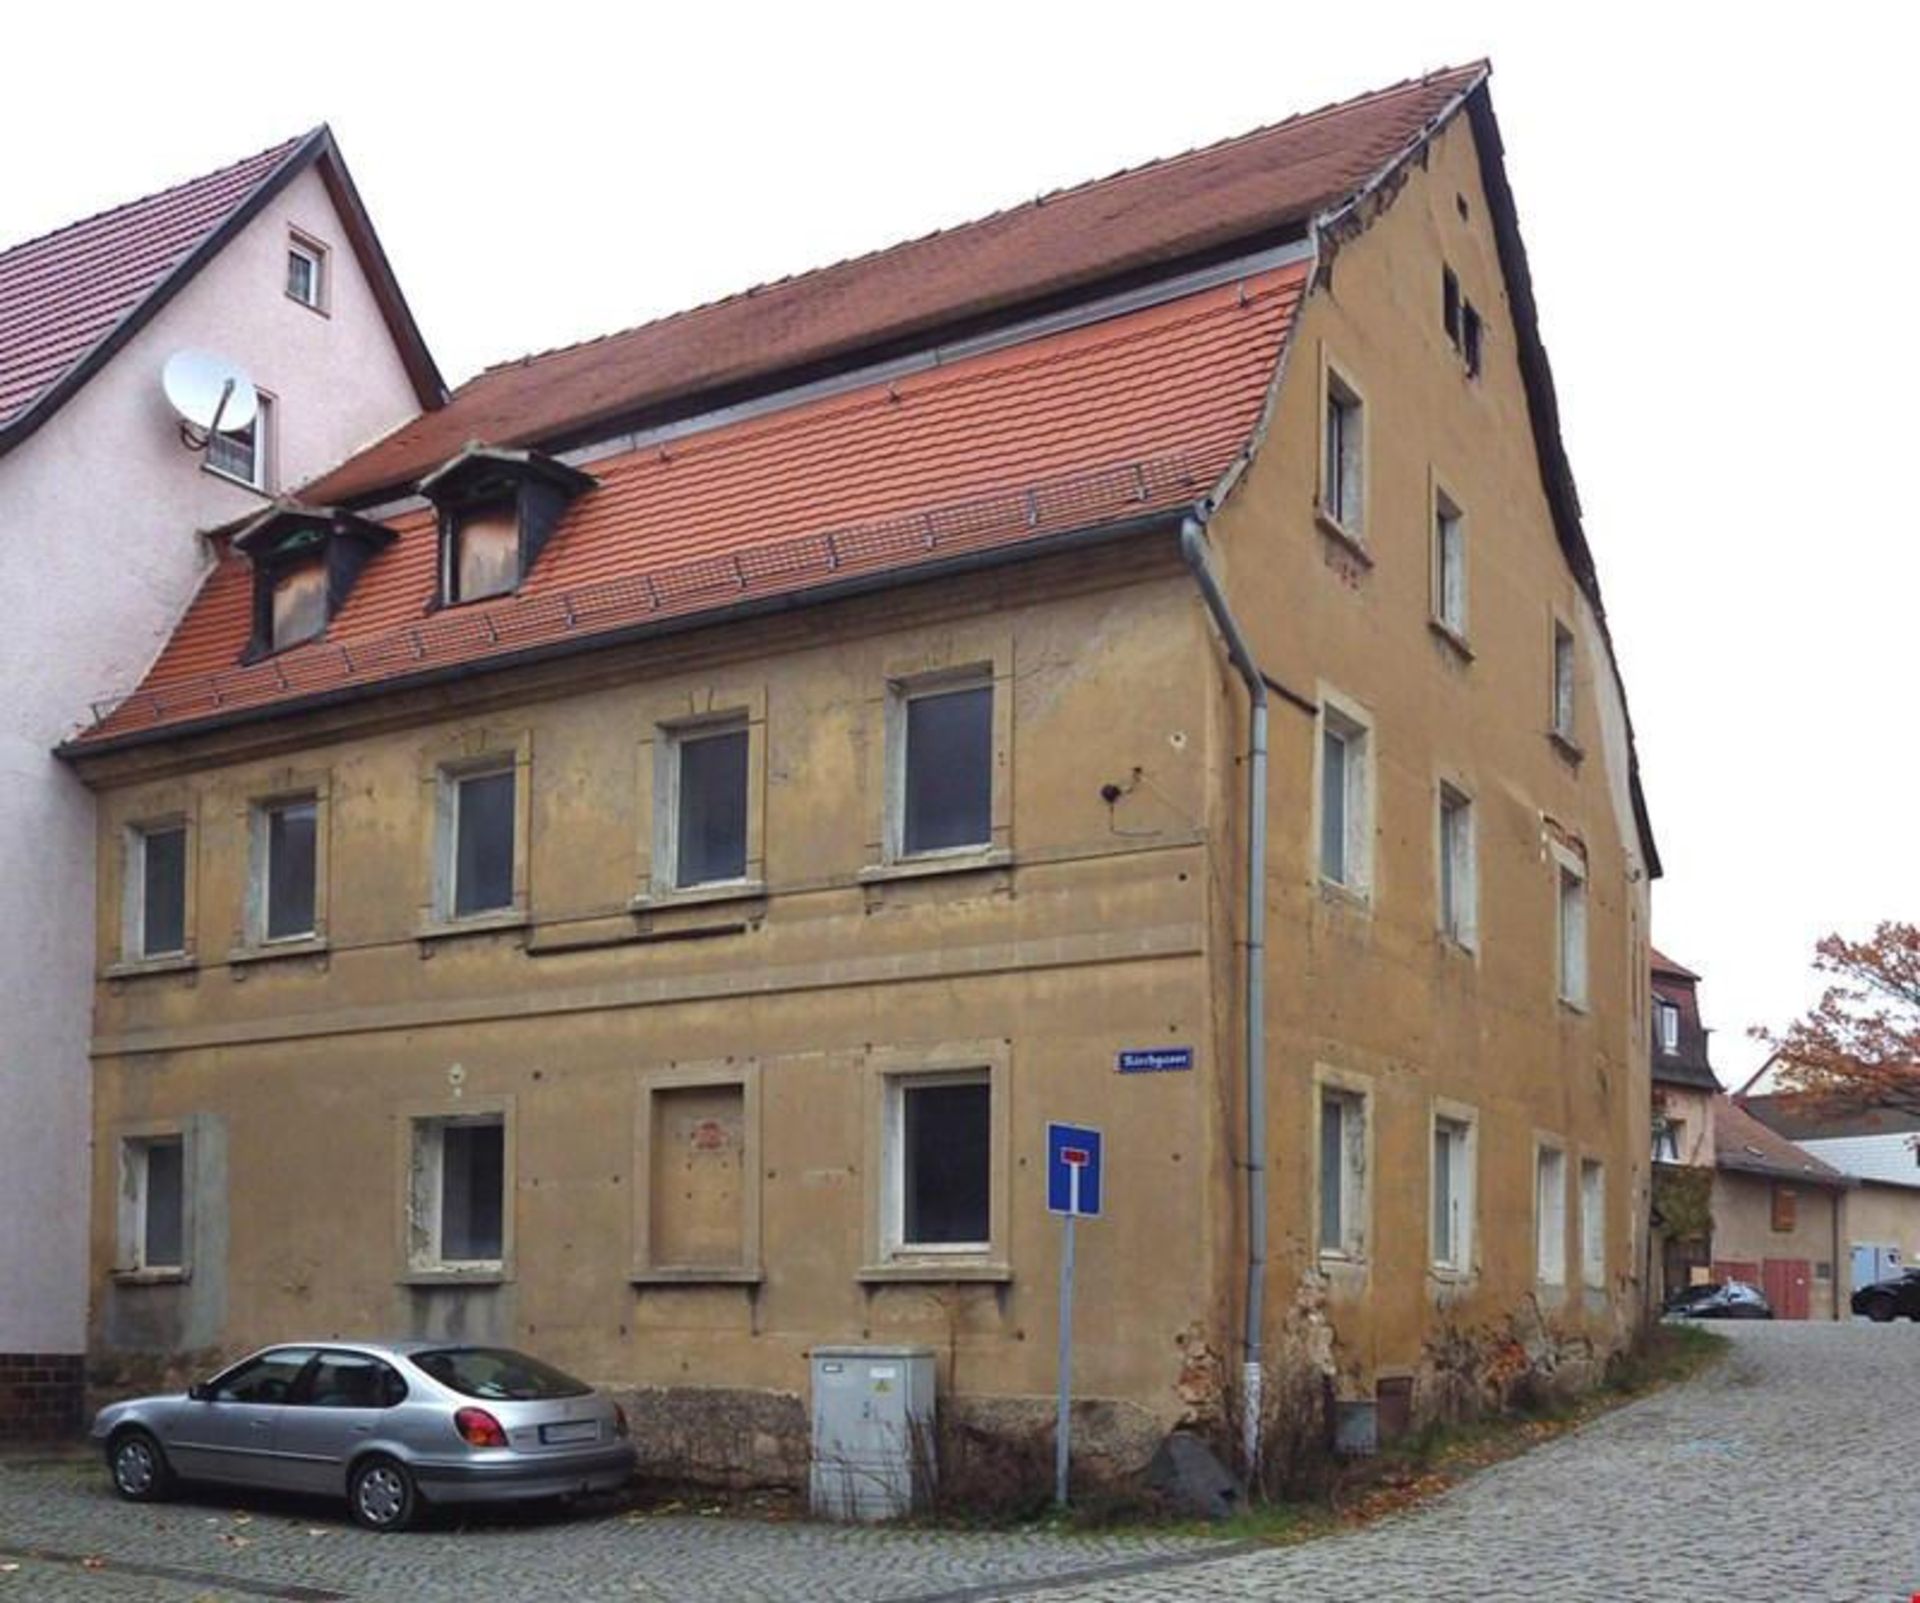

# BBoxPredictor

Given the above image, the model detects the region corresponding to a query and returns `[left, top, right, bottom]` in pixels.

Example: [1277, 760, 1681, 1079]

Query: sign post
[1046, 1121, 1103, 1508]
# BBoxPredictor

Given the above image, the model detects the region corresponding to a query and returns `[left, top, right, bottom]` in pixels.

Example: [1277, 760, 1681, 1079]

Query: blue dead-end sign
[1046, 1122, 1103, 1217]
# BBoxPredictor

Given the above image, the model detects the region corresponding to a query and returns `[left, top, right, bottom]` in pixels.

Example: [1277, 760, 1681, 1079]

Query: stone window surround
[112, 1119, 194, 1285]
[1435, 771, 1478, 952]
[416, 726, 534, 939]
[632, 681, 768, 908]
[230, 766, 333, 962]
[1315, 343, 1369, 554]
[631, 1058, 765, 1285]
[1314, 682, 1375, 904]
[1534, 1134, 1570, 1295]
[1313, 1063, 1374, 1281]
[1429, 1096, 1479, 1284]
[107, 786, 200, 976]
[395, 1093, 516, 1286]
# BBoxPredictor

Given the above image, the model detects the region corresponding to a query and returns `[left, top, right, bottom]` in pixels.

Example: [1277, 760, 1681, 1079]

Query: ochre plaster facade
[76, 114, 1652, 1481]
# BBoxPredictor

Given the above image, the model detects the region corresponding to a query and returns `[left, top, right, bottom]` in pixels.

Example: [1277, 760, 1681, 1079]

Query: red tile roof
[305, 65, 1483, 505]
[76, 262, 1306, 746]
[0, 136, 305, 436]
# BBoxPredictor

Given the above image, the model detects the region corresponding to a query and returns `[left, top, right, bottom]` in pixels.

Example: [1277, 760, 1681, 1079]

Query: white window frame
[1580, 1159, 1606, 1288]
[1319, 360, 1366, 538]
[1656, 999, 1681, 1055]
[205, 391, 274, 492]
[1551, 620, 1577, 744]
[435, 758, 518, 922]
[1315, 1077, 1370, 1263]
[116, 1130, 189, 1278]
[1432, 488, 1467, 638]
[1554, 845, 1589, 1009]
[1535, 1142, 1568, 1287]
[249, 792, 320, 946]
[1431, 1107, 1477, 1275]
[286, 231, 328, 312]
[881, 1068, 994, 1258]
[124, 816, 190, 961]
[885, 667, 995, 863]
[1317, 692, 1373, 895]
[1437, 781, 1476, 947]
[1652, 1114, 1682, 1163]
[407, 1112, 509, 1275]
[655, 715, 753, 892]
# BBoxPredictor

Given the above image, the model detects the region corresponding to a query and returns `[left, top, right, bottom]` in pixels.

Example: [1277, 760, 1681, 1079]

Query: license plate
[541, 1420, 599, 1445]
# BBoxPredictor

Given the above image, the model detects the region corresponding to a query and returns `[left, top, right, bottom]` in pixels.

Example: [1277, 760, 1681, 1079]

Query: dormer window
[419, 446, 596, 608]
[234, 504, 395, 662]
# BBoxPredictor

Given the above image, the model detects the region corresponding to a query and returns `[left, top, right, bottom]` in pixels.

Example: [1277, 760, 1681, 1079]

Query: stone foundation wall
[0, 1353, 85, 1444]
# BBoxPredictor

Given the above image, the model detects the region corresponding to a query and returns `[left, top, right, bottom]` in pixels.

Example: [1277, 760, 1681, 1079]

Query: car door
[273, 1350, 407, 1496]
[165, 1348, 317, 1488]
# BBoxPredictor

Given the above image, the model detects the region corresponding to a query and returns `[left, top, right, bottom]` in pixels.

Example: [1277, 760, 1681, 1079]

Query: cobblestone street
[2, 1323, 1911, 1601]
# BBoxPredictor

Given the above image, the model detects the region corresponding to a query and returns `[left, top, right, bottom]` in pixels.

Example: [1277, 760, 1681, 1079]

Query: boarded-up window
[450, 504, 520, 602]
[271, 561, 327, 650]
[1772, 1184, 1798, 1234]
[649, 1084, 746, 1268]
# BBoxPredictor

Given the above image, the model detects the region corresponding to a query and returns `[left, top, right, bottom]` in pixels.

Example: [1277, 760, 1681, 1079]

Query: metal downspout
[1179, 513, 1269, 1476]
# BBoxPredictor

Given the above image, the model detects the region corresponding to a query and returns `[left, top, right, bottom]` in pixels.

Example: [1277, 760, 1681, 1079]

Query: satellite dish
[162, 348, 258, 445]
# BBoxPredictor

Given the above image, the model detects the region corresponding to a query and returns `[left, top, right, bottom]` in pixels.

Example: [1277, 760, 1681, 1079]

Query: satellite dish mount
[162, 348, 259, 453]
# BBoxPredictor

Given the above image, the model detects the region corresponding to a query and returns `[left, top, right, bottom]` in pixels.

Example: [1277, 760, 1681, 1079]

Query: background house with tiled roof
[0, 128, 438, 1438]
[65, 64, 1660, 1490]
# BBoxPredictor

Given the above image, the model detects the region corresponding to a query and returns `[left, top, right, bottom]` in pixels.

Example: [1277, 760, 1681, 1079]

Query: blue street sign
[1046, 1122, 1103, 1218]
[1117, 1047, 1194, 1074]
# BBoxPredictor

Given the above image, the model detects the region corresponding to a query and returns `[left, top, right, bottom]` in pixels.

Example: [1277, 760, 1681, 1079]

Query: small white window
[662, 720, 750, 889]
[410, 1116, 505, 1270]
[1581, 1160, 1606, 1288]
[1438, 784, 1476, 946]
[1318, 1087, 1368, 1259]
[120, 1135, 185, 1273]
[1656, 1000, 1681, 1055]
[1432, 1115, 1474, 1271]
[1322, 369, 1365, 534]
[286, 234, 327, 310]
[885, 1072, 991, 1254]
[252, 796, 317, 943]
[1433, 493, 1467, 636]
[1652, 1115, 1682, 1164]
[1557, 858, 1588, 1008]
[127, 821, 188, 960]
[438, 762, 516, 919]
[1319, 703, 1371, 892]
[1552, 621, 1577, 743]
[206, 392, 272, 491]
[1536, 1145, 1567, 1285]
[890, 672, 993, 859]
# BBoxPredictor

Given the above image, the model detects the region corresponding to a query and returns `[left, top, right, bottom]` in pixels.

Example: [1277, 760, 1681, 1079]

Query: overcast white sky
[4, 3, 1913, 1079]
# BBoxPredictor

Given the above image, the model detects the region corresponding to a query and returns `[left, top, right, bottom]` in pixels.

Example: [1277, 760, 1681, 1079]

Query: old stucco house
[0, 132, 440, 1437]
[63, 64, 1658, 1484]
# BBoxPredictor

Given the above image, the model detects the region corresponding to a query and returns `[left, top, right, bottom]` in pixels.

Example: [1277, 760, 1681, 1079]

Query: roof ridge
[474, 64, 1484, 382]
[0, 129, 315, 266]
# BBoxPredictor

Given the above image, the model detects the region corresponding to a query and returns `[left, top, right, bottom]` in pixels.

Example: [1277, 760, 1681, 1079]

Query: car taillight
[614, 1403, 630, 1439]
[455, 1407, 507, 1448]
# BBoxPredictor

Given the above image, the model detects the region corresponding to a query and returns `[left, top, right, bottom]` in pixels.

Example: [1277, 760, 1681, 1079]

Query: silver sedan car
[91, 1341, 636, 1530]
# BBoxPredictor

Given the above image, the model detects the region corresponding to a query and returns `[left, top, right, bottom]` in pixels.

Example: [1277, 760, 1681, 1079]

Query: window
[1433, 492, 1467, 637]
[120, 1135, 184, 1272]
[665, 722, 749, 888]
[207, 393, 272, 491]
[887, 1073, 991, 1252]
[1557, 857, 1588, 1008]
[1442, 267, 1461, 345]
[1321, 368, 1365, 534]
[1442, 269, 1483, 377]
[1652, 1115, 1682, 1164]
[1771, 1184, 1798, 1234]
[1318, 702, 1371, 892]
[286, 234, 326, 310]
[1536, 1145, 1567, 1285]
[213, 1349, 315, 1404]
[410, 1116, 506, 1269]
[305, 1351, 407, 1410]
[269, 559, 327, 651]
[893, 675, 992, 858]
[440, 763, 516, 919]
[1581, 1160, 1606, 1287]
[1438, 784, 1476, 946]
[444, 502, 520, 603]
[254, 796, 317, 942]
[1552, 621, 1577, 744]
[1656, 1000, 1681, 1055]
[128, 821, 188, 959]
[1318, 1088, 1368, 1259]
[1462, 304, 1484, 377]
[1432, 1114, 1474, 1272]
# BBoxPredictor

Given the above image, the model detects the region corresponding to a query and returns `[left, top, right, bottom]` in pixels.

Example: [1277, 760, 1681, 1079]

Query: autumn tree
[1760, 922, 1920, 1116]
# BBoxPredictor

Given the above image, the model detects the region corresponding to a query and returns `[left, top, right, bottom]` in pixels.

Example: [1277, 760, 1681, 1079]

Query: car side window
[303, 1351, 408, 1410]
[213, 1348, 316, 1404]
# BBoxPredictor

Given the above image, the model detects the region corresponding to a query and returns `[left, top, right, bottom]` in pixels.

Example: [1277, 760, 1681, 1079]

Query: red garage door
[1761, 1258, 1812, 1320]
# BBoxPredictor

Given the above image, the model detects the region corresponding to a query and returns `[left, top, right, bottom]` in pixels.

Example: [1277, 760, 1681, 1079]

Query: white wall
[0, 161, 422, 1354]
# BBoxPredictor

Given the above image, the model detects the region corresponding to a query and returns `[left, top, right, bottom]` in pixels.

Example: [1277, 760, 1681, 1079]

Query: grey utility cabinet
[809, 1345, 936, 1520]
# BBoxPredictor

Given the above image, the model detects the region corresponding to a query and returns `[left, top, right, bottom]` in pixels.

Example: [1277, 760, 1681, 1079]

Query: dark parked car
[1851, 1267, 1920, 1322]
[1667, 1280, 1774, 1320]
[91, 1342, 635, 1530]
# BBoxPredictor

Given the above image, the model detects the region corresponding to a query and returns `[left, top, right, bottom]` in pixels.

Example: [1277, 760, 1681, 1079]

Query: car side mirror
[187, 1381, 213, 1402]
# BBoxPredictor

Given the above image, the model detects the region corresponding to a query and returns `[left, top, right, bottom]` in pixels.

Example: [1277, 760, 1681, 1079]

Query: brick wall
[0, 1353, 85, 1443]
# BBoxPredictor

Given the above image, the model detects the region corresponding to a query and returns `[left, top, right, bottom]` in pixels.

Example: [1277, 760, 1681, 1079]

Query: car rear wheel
[108, 1428, 174, 1502]
[1867, 1298, 1896, 1323]
[348, 1455, 419, 1532]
